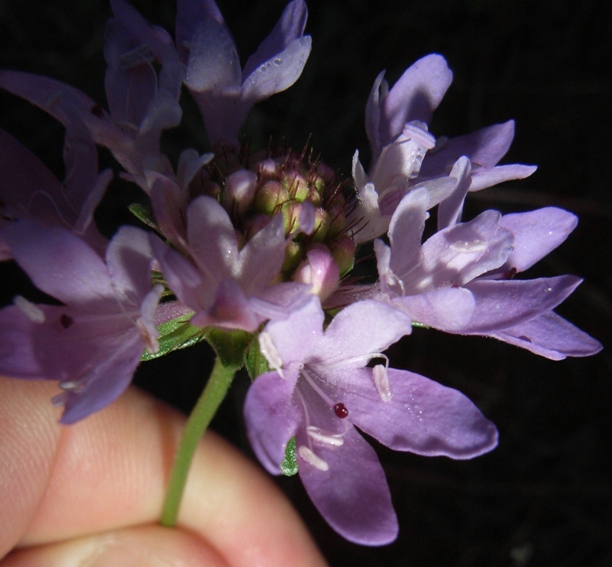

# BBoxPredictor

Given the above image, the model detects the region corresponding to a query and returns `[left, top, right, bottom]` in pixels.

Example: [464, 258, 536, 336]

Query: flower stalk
[160, 356, 240, 526]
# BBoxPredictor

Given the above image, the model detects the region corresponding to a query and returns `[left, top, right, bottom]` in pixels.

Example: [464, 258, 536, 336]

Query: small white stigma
[14, 295, 45, 324]
[306, 426, 344, 447]
[298, 445, 329, 471]
[259, 331, 285, 378]
[373, 364, 392, 402]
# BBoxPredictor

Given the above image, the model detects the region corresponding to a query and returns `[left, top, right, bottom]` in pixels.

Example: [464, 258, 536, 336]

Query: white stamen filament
[373, 364, 392, 402]
[307, 426, 344, 447]
[137, 318, 159, 354]
[120, 44, 154, 69]
[298, 445, 329, 471]
[258, 331, 285, 378]
[59, 380, 82, 391]
[301, 367, 336, 407]
[324, 352, 389, 371]
[14, 296, 45, 323]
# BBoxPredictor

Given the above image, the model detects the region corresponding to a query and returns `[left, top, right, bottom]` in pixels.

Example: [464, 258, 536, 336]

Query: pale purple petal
[262, 295, 324, 365]
[150, 174, 188, 249]
[5, 222, 114, 307]
[463, 276, 583, 333]
[184, 19, 241, 92]
[468, 164, 538, 192]
[175, 0, 225, 63]
[0, 129, 67, 228]
[297, 426, 398, 546]
[251, 282, 311, 320]
[150, 235, 206, 309]
[0, 306, 47, 379]
[369, 122, 435, 192]
[105, 226, 153, 304]
[406, 210, 513, 290]
[386, 187, 429, 277]
[59, 331, 144, 424]
[186, 196, 238, 279]
[242, 36, 311, 102]
[364, 70, 386, 154]
[238, 213, 287, 293]
[337, 368, 498, 458]
[437, 156, 471, 230]
[421, 120, 516, 178]
[153, 300, 194, 326]
[0, 70, 99, 132]
[244, 367, 301, 474]
[392, 287, 475, 331]
[104, 20, 158, 127]
[490, 311, 603, 360]
[243, 0, 308, 78]
[315, 300, 412, 367]
[191, 278, 260, 331]
[499, 207, 577, 273]
[380, 54, 453, 145]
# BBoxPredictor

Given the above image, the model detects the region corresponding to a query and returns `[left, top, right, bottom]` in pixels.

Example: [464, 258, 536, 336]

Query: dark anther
[60, 314, 74, 329]
[333, 403, 349, 418]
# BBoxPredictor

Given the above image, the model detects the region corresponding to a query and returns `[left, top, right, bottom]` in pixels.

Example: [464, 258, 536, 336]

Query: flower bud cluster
[194, 144, 356, 292]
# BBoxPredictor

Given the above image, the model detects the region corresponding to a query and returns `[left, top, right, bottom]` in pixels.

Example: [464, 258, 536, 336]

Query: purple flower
[244, 296, 498, 544]
[366, 54, 453, 160]
[150, 195, 309, 331]
[374, 187, 603, 359]
[0, 222, 162, 423]
[352, 55, 536, 241]
[0, 0, 184, 190]
[421, 120, 538, 192]
[176, 0, 311, 146]
[0, 126, 111, 260]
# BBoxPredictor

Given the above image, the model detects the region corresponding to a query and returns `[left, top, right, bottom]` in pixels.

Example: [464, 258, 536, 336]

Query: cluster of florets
[0, 0, 601, 546]
[201, 145, 355, 281]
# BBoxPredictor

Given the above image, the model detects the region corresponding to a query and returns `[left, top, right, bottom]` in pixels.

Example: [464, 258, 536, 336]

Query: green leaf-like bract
[128, 202, 159, 231]
[206, 329, 252, 368]
[141, 315, 203, 361]
[245, 338, 270, 380]
[281, 437, 298, 476]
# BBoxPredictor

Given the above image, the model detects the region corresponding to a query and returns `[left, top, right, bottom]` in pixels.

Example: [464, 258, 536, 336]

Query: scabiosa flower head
[150, 143, 356, 331]
[0, 222, 161, 423]
[245, 296, 498, 544]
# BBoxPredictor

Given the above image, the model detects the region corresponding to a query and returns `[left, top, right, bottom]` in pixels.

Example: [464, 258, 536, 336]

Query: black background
[1, 1, 611, 565]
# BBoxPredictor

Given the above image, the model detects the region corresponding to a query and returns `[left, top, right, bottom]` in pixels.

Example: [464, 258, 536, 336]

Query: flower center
[191, 143, 357, 283]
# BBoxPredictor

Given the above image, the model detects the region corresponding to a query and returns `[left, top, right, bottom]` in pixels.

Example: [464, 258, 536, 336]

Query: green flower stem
[160, 356, 239, 526]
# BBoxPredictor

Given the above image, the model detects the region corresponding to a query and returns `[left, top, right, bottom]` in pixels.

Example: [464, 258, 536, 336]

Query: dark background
[1, 0, 611, 565]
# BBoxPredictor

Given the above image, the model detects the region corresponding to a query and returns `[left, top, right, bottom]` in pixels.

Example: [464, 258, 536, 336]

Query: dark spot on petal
[334, 403, 349, 418]
[503, 267, 517, 280]
[90, 104, 104, 118]
[60, 314, 74, 328]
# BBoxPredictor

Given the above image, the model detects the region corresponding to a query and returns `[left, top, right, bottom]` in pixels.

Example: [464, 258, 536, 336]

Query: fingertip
[1, 525, 229, 567]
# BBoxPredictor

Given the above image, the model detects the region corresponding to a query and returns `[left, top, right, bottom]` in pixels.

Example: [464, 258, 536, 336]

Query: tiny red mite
[333, 403, 349, 418]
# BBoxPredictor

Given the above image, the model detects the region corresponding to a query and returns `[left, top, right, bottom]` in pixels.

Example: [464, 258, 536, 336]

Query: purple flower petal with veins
[375, 189, 603, 359]
[0, 126, 111, 260]
[245, 296, 498, 544]
[0, 222, 161, 423]
[177, 0, 311, 146]
[151, 196, 309, 331]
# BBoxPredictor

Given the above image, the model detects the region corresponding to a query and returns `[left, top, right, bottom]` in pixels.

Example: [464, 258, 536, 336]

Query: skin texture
[0, 378, 328, 567]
